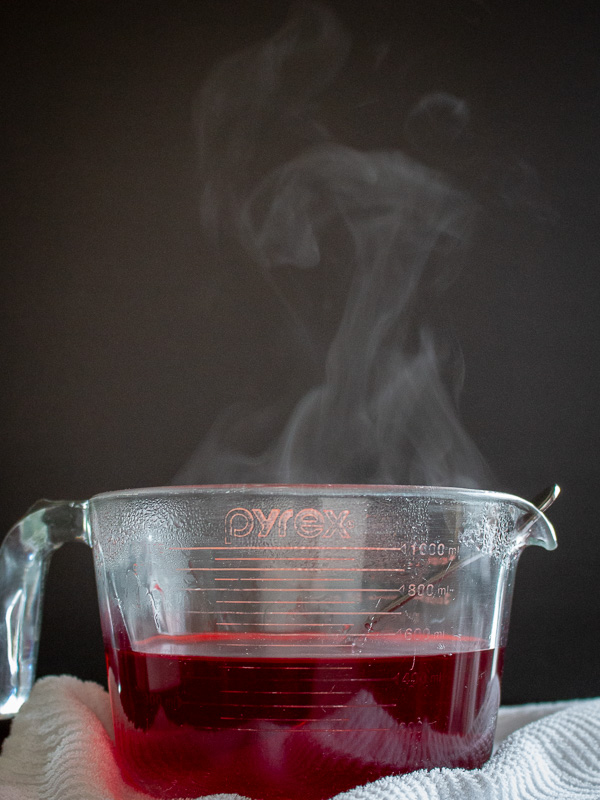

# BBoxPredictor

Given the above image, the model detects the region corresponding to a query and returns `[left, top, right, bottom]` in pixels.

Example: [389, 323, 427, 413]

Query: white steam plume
[174, 3, 491, 488]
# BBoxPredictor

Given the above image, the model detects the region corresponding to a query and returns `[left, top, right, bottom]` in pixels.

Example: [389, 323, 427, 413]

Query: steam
[174, 3, 490, 488]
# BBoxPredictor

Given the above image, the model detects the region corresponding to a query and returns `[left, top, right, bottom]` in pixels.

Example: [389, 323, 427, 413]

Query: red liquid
[108, 635, 502, 800]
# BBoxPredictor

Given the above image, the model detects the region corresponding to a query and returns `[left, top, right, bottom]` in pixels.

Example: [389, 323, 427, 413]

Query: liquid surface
[108, 634, 503, 800]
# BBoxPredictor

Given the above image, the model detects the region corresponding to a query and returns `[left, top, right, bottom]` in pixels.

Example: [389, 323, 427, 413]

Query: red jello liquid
[107, 634, 502, 800]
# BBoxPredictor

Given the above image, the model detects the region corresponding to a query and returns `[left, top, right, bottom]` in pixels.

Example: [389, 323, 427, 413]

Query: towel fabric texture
[0, 676, 598, 800]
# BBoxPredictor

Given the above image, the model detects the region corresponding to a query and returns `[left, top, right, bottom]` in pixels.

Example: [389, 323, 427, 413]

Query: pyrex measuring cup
[0, 485, 557, 800]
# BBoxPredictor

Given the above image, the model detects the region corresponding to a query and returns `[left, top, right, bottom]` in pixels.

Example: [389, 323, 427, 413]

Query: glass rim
[89, 483, 539, 512]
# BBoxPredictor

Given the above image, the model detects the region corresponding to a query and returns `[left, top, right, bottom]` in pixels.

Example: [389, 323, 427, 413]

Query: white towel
[0, 676, 598, 800]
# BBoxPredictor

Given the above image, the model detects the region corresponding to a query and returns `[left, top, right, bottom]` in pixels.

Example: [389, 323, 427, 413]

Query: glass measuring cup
[0, 485, 557, 799]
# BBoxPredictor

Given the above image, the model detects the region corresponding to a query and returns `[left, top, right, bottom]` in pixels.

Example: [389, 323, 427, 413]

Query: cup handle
[0, 499, 89, 718]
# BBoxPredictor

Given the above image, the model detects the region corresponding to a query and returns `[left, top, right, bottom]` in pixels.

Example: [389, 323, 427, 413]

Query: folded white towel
[0, 676, 598, 800]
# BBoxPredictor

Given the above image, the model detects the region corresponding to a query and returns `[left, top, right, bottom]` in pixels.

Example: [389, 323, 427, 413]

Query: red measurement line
[188, 610, 406, 616]
[221, 642, 359, 648]
[184, 587, 398, 593]
[220, 717, 350, 722]
[217, 664, 354, 670]
[215, 622, 345, 627]
[214, 557, 356, 562]
[216, 600, 359, 605]
[212, 726, 394, 732]
[168, 546, 415, 552]
[210, 720, 394, 736]
[182, 567, 407, 572]
[210, 703, 382, 709]
[268, 677, 395, 683]
[212, 577, 354, 582]
[222, 690, 359, 695]
[241, 577, 354, 582]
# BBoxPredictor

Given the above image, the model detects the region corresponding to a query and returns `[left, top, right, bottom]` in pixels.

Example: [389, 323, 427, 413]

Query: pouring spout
[515, 484, 560, 551]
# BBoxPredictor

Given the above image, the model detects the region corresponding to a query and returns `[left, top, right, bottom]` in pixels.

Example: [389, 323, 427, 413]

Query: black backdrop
[1, 0, 599, 706]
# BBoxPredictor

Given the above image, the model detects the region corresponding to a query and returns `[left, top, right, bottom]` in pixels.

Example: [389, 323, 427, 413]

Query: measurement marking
[214, 557, 356, 563]
[191, 675, 396, 684]
[222, 690, 359, 695]
[188, 610, 410, 616]
[216, 600, 360, 605]
[204, 726, 393, 732]
[266, 677, 395, 683]
[182, 567, 408, 573]
[169, 546, 417, 552]
[241, 577, 354, 582]
[192, 675, 390, 683]
[220, 717, 350, 722]
[215, 622, 345, 628]
[184, 587, 400, 593]
[222, 643, 358, 647]
[220, 664, 354, 670]
[209, 703, 384, 709]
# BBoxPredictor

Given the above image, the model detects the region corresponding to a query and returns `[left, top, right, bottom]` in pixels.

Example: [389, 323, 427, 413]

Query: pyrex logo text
[225, 507, 352, 541]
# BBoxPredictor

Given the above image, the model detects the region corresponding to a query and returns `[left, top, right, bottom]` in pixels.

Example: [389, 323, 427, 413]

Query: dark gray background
[1, 0, 598, 705]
